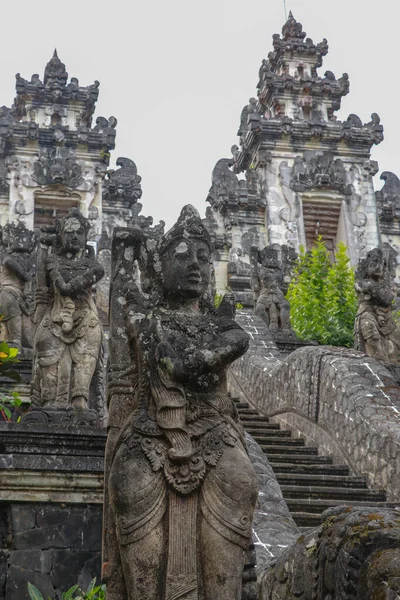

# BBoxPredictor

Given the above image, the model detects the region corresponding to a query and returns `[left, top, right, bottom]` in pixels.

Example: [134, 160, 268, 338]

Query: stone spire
[43, 49, 68, 88]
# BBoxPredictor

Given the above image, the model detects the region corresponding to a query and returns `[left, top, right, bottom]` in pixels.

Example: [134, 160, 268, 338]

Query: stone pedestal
[0, 423, 106, 600]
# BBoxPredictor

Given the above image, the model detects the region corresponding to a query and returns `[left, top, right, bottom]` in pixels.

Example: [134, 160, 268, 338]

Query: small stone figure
[31, 208, 104, 417]
[354, 247, 400, 364]
[0, 222, 36, 355]
[250, 245, 295, 338]
[104, 205, 258, 600]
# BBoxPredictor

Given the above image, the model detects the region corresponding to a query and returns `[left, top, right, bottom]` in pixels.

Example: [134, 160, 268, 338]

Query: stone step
[268, 454, 333, 465]
[290, 512, 324, 528]
[286, 498, 399, 517]
[251, 431, 293, 441]
[239, 416, 270, 424]
[271, 463, 349, 476]
[259, 438, 305, 447]
[281, 485, 387, 502]
[276, 473, 367, 489]
[244, 425, 281, 434]
[262, 446, 319, 456]
[235, 402, 250, 409]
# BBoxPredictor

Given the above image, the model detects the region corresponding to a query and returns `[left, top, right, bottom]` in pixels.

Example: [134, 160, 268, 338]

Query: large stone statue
[30, 208, 105, 421]
[0, 222, 36, 355]
[354, 247, 400, 364]
[103, 205, 258, 600]
[250, 244, 296, 338]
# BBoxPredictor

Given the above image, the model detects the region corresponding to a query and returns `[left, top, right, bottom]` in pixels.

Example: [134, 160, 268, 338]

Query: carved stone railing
[230, 313, 400, 502]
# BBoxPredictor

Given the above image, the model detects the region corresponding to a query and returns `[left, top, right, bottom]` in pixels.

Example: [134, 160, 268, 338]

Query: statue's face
[9, 231, 30, 252]
[61, 217, 86, 254]
[367, 257, 384, 279]
[161, 239, 211, 300]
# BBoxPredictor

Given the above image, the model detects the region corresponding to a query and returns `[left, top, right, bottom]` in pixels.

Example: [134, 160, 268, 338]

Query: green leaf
[2, 406, 11, 420]
[62, 586, 79, 600]
[27, 583, 45, 600]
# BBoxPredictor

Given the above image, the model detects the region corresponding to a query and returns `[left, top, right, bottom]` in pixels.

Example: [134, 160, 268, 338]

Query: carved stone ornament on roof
[376, 171, 400, 222]
[103, 157, 143, 207]
[289, 151, 352, 195]
[207, 158, 240, 208]
[33, 148, 84, 188]
[237, 98, 260, 137]
[0, 159, 9, 196]
[44, 50, 68, 90]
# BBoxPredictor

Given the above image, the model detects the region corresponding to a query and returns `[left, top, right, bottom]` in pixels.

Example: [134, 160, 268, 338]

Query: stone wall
[230, 313, 400, 502]
[0, 503, 102, 600]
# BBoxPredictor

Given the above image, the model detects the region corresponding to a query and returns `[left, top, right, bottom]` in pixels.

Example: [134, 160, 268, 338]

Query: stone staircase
[236, 400, 391, 528]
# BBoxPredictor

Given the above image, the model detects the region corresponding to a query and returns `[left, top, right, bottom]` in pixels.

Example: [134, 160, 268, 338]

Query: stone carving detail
[354, 247, 400, 364]
[259, 506, 400, 599]
[33, 148, 83, 188]
[289, 151, 352, 195]
[103, 157, 143, 207]
[29, 208, 105, 425]
[0, 222, 36, 355]
[376, 171, 400, 233]
[103, 205, 258, 599]
[250, 244, 297, 339]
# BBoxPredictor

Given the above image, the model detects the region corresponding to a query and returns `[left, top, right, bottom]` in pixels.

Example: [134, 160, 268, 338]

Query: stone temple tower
[206, 13, 384, 304]
[0, 50, 119, 240]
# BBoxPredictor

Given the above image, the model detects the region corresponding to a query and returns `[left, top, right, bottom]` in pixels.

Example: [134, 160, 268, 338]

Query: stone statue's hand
[46, 254, 57, 273]
[217, 293, 236, 319]
[156, 341, 184, 380]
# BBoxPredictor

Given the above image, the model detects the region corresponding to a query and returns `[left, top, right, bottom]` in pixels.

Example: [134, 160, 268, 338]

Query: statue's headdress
[3, 221, 36, 251]
[57, 207, 91, 238]
[159, 205, 212, 257]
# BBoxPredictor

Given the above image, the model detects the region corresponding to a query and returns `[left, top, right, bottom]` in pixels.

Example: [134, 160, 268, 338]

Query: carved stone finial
[44, 49, 68, 89]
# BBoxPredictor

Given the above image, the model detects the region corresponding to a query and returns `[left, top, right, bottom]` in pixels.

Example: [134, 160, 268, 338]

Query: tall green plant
[287, 238, 357, 347]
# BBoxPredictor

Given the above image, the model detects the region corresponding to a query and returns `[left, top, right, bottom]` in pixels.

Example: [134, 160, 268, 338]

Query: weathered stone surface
[258, 506, 400, 599]
[354, 247, 400, 364]
[250, 244, 297, 340]
[230, 313, 400, 502]
[1, 503, 103, 600]
[29, 208, 105, 424]
[104, 205, 259, 599]
[0, 222, 36, 356]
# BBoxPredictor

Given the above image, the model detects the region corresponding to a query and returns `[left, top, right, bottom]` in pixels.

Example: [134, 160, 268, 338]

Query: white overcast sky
[0, 0, 397, 228]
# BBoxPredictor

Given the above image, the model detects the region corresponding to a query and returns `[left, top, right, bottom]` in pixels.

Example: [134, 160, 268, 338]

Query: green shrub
[287, 238, 357, 347]
[28, 579, 106, 600]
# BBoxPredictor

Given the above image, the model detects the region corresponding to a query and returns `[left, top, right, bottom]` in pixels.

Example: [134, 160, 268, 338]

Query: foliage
[287, 238, 357, 347]
[0, 339, 23, 421]
[28, 579, 106, 600]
